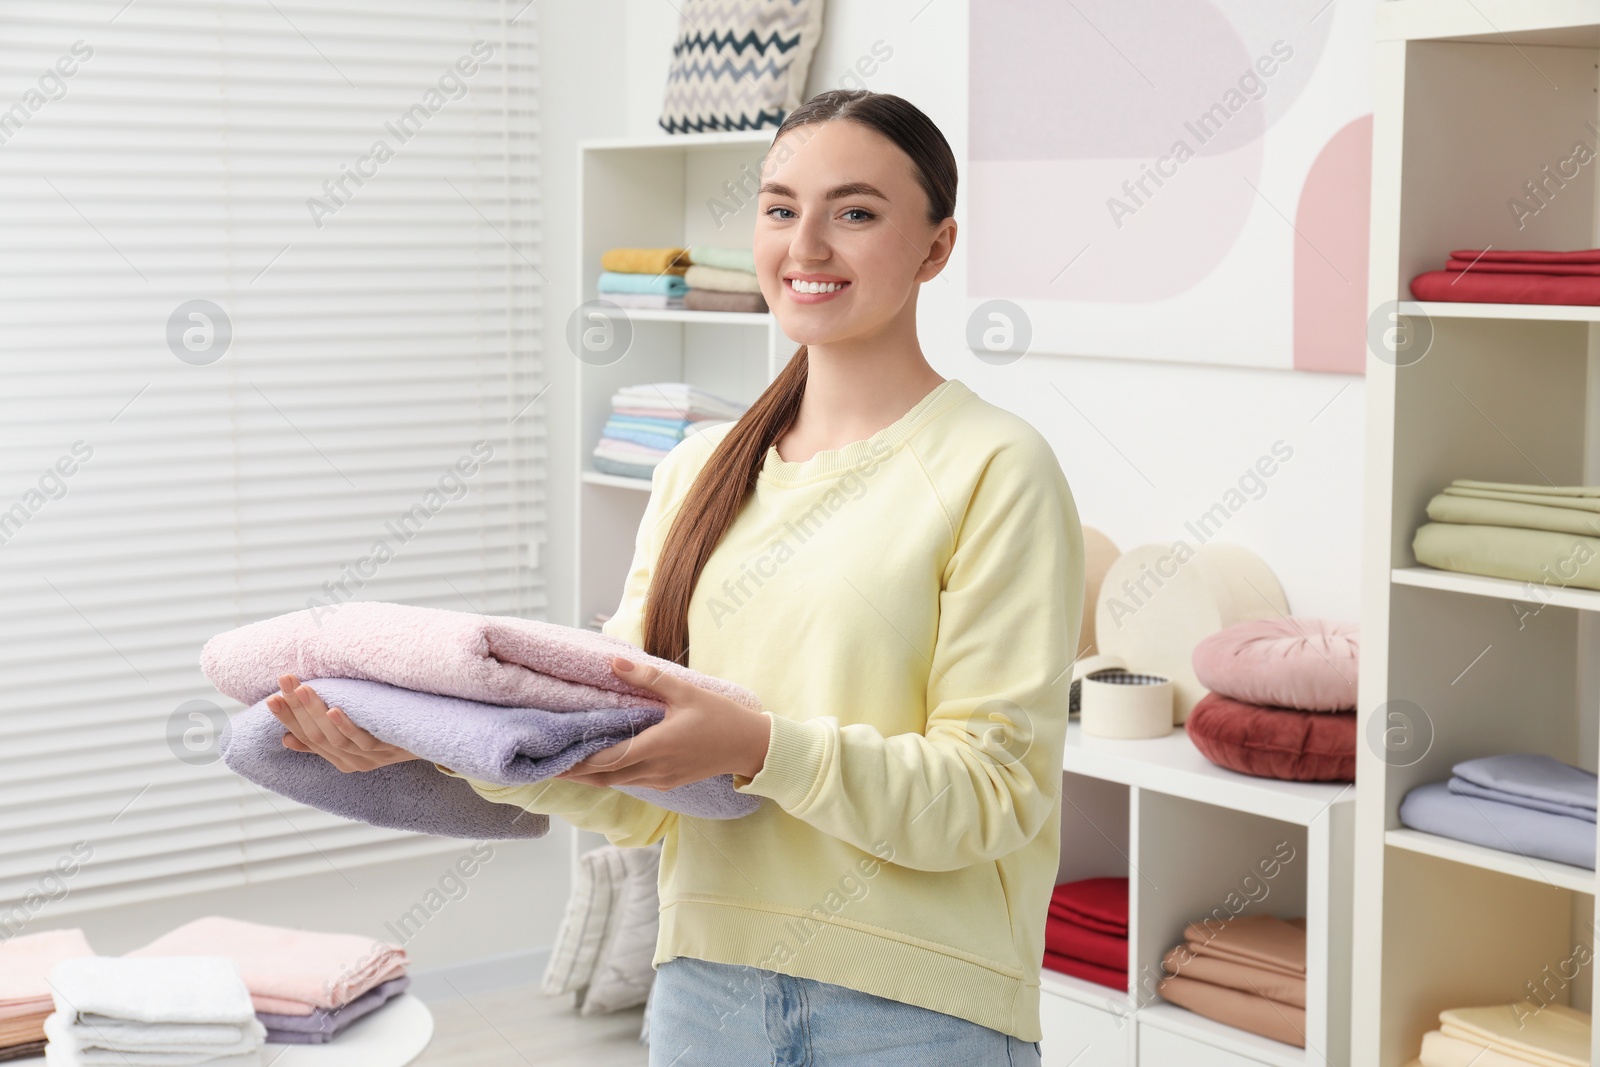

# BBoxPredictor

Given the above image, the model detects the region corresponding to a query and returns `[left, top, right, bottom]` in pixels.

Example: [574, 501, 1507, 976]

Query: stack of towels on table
[592, 381, 747, 481]
[1399, 753, 1597, 870]
[1404, 1001, 1590, 1067]
[1410, 248, 1600, 305]
[1042, 877, 1127, 990]
[597, 247, 690, 310]
[0, 928, 94, 1061]
[684, 245, 767, 313]
[126, 916, 410, 1046]
[1413, 478, 1600, 593]
[1157, 913, 1308, 1047]
[202, 602, 766, 840]
[43, 956, 267, 1066]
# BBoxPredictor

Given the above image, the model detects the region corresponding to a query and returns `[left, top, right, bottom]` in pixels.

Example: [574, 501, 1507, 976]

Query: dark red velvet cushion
[1185, 692, 1356, 783]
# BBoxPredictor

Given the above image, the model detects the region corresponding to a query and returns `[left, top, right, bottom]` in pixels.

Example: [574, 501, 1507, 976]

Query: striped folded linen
[684, 264, 761, 294]
[597, 271, 688, 297]
[600, 247, 690, 275]
[686, 245, 755, 273]
[611, 382, 746, 420]
[598, 291, 685, 310]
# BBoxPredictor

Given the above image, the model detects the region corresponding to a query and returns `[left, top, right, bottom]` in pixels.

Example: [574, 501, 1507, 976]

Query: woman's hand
[266, 674, 422, 773]
[555, 657, 772, 789]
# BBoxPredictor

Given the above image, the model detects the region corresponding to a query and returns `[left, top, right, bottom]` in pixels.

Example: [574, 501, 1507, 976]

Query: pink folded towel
[0, 927, 94, 1014]
[125, 915, 407, 1016]
[201, 602, 761, 712]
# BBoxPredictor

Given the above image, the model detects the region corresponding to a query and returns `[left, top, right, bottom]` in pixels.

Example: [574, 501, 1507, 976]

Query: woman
[268, 89, 1084, 1066]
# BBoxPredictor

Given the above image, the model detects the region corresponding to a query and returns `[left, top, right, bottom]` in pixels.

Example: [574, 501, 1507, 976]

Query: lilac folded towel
[261, 974, 409, 1043]
[1453, 752, 1597, 814]
[221, 678, 761, 838]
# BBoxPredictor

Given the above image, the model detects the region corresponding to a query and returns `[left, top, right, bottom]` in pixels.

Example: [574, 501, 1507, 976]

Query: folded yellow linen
[600, 247, 689, 275]
[1438, 1003, 1589, 1067]
[1445, 486, 1600, 514]
[684, 263, 762, 294]
[1428, 493, 1600, 539]
[1423, 1029, 1569, 1067]
[1413, 522, 1600, 593]
[1453, 479, 1600, 499]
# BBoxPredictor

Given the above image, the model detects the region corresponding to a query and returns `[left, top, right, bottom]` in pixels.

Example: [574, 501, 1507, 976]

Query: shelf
[1377, 1, 1600, 45]
[1062, 721, 1353, 826]
[1392, 565, 1600, 613]
[1385, 828, 1595, 894]
[580, 129, 776, 152]
[1039, 966, 1130, 1009]
[1396, 300, 1600, 323]
[581, 470, 653, 492]
[595, 306, 771, 327]
[1138, 1001, 1307, 1067]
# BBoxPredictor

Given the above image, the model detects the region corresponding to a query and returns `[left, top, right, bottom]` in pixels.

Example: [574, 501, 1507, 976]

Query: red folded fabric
[1447, 258, 1600, 276]
[1050, 877, 1129, 930]
[1451, 248, 1600, 264]
[1045, 916, 1128, 971]
[1049, 903, 1126, 936]
[1043, 950, 1127, 990]
[1409, 269, 1600, 305]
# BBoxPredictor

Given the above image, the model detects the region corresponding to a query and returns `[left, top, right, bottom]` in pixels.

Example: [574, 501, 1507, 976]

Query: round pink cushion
[1191, 617, 1358, 712]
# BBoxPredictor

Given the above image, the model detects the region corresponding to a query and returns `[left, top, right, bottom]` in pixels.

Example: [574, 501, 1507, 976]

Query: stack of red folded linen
[1042, 876, 1127, 990]
[1410, 249, 1600, 305]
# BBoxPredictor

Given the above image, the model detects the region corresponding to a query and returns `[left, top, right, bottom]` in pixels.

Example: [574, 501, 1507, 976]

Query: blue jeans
[647, 955, 1042, 1066]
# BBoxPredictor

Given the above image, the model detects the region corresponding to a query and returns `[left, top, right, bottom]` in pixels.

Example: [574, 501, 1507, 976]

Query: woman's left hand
[555, 656, 772, 789]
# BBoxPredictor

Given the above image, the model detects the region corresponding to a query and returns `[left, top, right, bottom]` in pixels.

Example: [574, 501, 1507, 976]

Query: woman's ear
[916, 217, 957, 282]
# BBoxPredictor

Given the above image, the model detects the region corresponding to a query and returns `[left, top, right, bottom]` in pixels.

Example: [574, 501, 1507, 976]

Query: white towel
[43, 1011, 266, 1066]
[50, 956, 258, 1026]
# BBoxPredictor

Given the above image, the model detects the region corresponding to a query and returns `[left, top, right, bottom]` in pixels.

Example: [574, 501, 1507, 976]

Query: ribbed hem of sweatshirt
[734, 711, 830, 810]
[656, 897, 1041, 1043]
[758, 378, 973, 486]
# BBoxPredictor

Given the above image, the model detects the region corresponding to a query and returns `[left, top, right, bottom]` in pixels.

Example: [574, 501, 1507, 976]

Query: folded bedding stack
[127, 917, 408, 1045]
[1041, 877, 1127, 990]
[1399, 753, 1597, 870]
[1411, 248, 1600, 305]
[592, 381, 747, 481]
[683, 246, 767, 313]
[0, 929, 94, 1062]
[1407, 1001, 1590, 1067]
[202, 601, 766, 839]
[43, 955, 267, 1065]
[597, 247, 690, 310]
[1157, 914, 1308, 1047]
[1414, 479, 1600, 592]
[1185, 618, 1359, 783]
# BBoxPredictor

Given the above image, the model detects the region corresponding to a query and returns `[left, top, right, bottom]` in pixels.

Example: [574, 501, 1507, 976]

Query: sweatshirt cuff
[433, 761, 544, 803]
[734, 711, 829, 812]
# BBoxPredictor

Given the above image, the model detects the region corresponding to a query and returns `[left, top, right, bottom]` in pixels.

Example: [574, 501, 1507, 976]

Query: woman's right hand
[266, 673, 422, 773]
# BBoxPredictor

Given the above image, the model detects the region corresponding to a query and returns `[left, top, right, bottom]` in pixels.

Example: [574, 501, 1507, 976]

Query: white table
[13, 993, 434, 1066]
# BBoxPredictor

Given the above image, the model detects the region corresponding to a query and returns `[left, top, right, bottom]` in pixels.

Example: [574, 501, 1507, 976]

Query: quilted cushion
[1186, 693, 1356, 783]
[1192, 618, 1358, 712]
[659, 0, 826, 134]
[541, 846, 627, 999]
[581, 844, 663, 1016]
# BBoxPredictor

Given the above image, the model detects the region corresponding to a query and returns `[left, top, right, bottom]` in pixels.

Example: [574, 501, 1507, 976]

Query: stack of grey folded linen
[1414, 479, 1600, 591]
[1399, 753, 1597, 869]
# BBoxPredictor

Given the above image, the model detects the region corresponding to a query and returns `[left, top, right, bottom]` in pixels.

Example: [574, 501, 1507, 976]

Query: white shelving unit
[1354, 4, 1600, 1066]
[569, 130, 796, 864]
[1040, 724, 1354, 1067]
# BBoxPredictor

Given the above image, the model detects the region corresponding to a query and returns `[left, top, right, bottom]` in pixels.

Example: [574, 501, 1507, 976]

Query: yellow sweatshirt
[437, 377, 1085, 1042]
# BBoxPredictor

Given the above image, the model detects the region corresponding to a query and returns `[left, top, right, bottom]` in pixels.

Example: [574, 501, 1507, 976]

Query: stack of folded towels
[126, 916, 409, 1046]
[1404, 1001, 1590, 1067]
[44, 955, 267, 1065]
[0, 928, 94, 1061]
[597, 247, 690, 310]
[1399, 753, 1597, 870]
[1414, 478, 1600, 593]
[1157, 913, 1308, 1047]
[592, 381, 747, 481]
[683, 245, 767, 313]
[1411, 248, 1600, 305]
[202, 602, 767, 840]
[1042, 877, 1127, 990]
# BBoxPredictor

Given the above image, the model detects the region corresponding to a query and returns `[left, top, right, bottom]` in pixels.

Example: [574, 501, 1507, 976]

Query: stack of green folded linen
[1413, 479, 1600, 593]
[684, 246, 767, 313]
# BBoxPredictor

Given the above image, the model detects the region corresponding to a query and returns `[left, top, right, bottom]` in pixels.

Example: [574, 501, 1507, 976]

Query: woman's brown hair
[640, 89, 958, 665]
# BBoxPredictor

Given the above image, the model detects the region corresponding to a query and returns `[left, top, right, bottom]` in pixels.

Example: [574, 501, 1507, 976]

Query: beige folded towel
[1182, 914, 1306, 976]
[1156, 975, 1305, 1047]
[685, 264, 762, 294]
[1422, 1029, 1570, 1067]
[1161, 945, 1306, 1007]
[1438, 1003, 1589, 1067]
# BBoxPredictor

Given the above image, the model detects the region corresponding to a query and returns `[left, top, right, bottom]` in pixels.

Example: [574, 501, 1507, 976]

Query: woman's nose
[789, 211, 831, 262]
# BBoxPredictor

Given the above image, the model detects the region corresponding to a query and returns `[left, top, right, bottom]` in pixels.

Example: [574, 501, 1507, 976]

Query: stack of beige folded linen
[1157, 914, 1308, 1047]
[0, 929, 95, 1062]
[683, 246, 767, 313]
[1414, 479, 1600, 592]
[1411, 1001, 1589, 1067]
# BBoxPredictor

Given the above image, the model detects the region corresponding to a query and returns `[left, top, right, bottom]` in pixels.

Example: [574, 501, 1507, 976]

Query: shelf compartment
[1386, 827, 1595, 894]
[1392, 565, 1600, 613]
[580, 470, 652, 492]
[593, 307, 771, 327]
[1139, 1004, 1304, 1067]
[1397, 301, 1600, 324]
[1377, 1, 1600, 45]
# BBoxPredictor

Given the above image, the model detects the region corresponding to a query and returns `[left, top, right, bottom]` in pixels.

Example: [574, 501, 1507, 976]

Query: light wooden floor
[415, 981, 649, 1066]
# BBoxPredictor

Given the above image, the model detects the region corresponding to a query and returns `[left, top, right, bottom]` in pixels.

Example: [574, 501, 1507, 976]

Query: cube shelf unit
[570, 130, 795, 863]
[1039, 725, 1354, 1067]
[1354, 3, 1600, 1066]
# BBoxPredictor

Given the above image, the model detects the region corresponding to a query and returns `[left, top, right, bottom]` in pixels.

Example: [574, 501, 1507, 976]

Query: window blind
[0, 0, 543, 925]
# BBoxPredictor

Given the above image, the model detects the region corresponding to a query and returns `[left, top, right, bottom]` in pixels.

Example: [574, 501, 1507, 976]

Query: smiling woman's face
[753, 120, 949, 347]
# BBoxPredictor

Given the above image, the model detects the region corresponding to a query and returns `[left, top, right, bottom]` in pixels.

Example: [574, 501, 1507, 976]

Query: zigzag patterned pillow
[659, 0, 826, 134]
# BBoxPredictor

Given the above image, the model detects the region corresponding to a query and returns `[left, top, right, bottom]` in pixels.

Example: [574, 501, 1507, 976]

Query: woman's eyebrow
[758, 181, 889, 201]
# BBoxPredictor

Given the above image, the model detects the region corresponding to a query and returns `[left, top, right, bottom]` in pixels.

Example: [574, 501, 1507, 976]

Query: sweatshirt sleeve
[732, 433, 1085, 872]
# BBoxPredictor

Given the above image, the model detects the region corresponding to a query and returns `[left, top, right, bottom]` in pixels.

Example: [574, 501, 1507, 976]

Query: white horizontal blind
[0, 0, 543, 923]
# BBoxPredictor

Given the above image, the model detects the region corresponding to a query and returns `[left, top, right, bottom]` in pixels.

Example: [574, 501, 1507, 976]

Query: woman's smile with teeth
[787, 279, 849, 294]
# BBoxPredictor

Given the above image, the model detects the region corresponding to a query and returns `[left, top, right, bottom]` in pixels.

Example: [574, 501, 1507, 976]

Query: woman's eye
[766, 206, 796, 220]
[842, 209, 874, 222]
